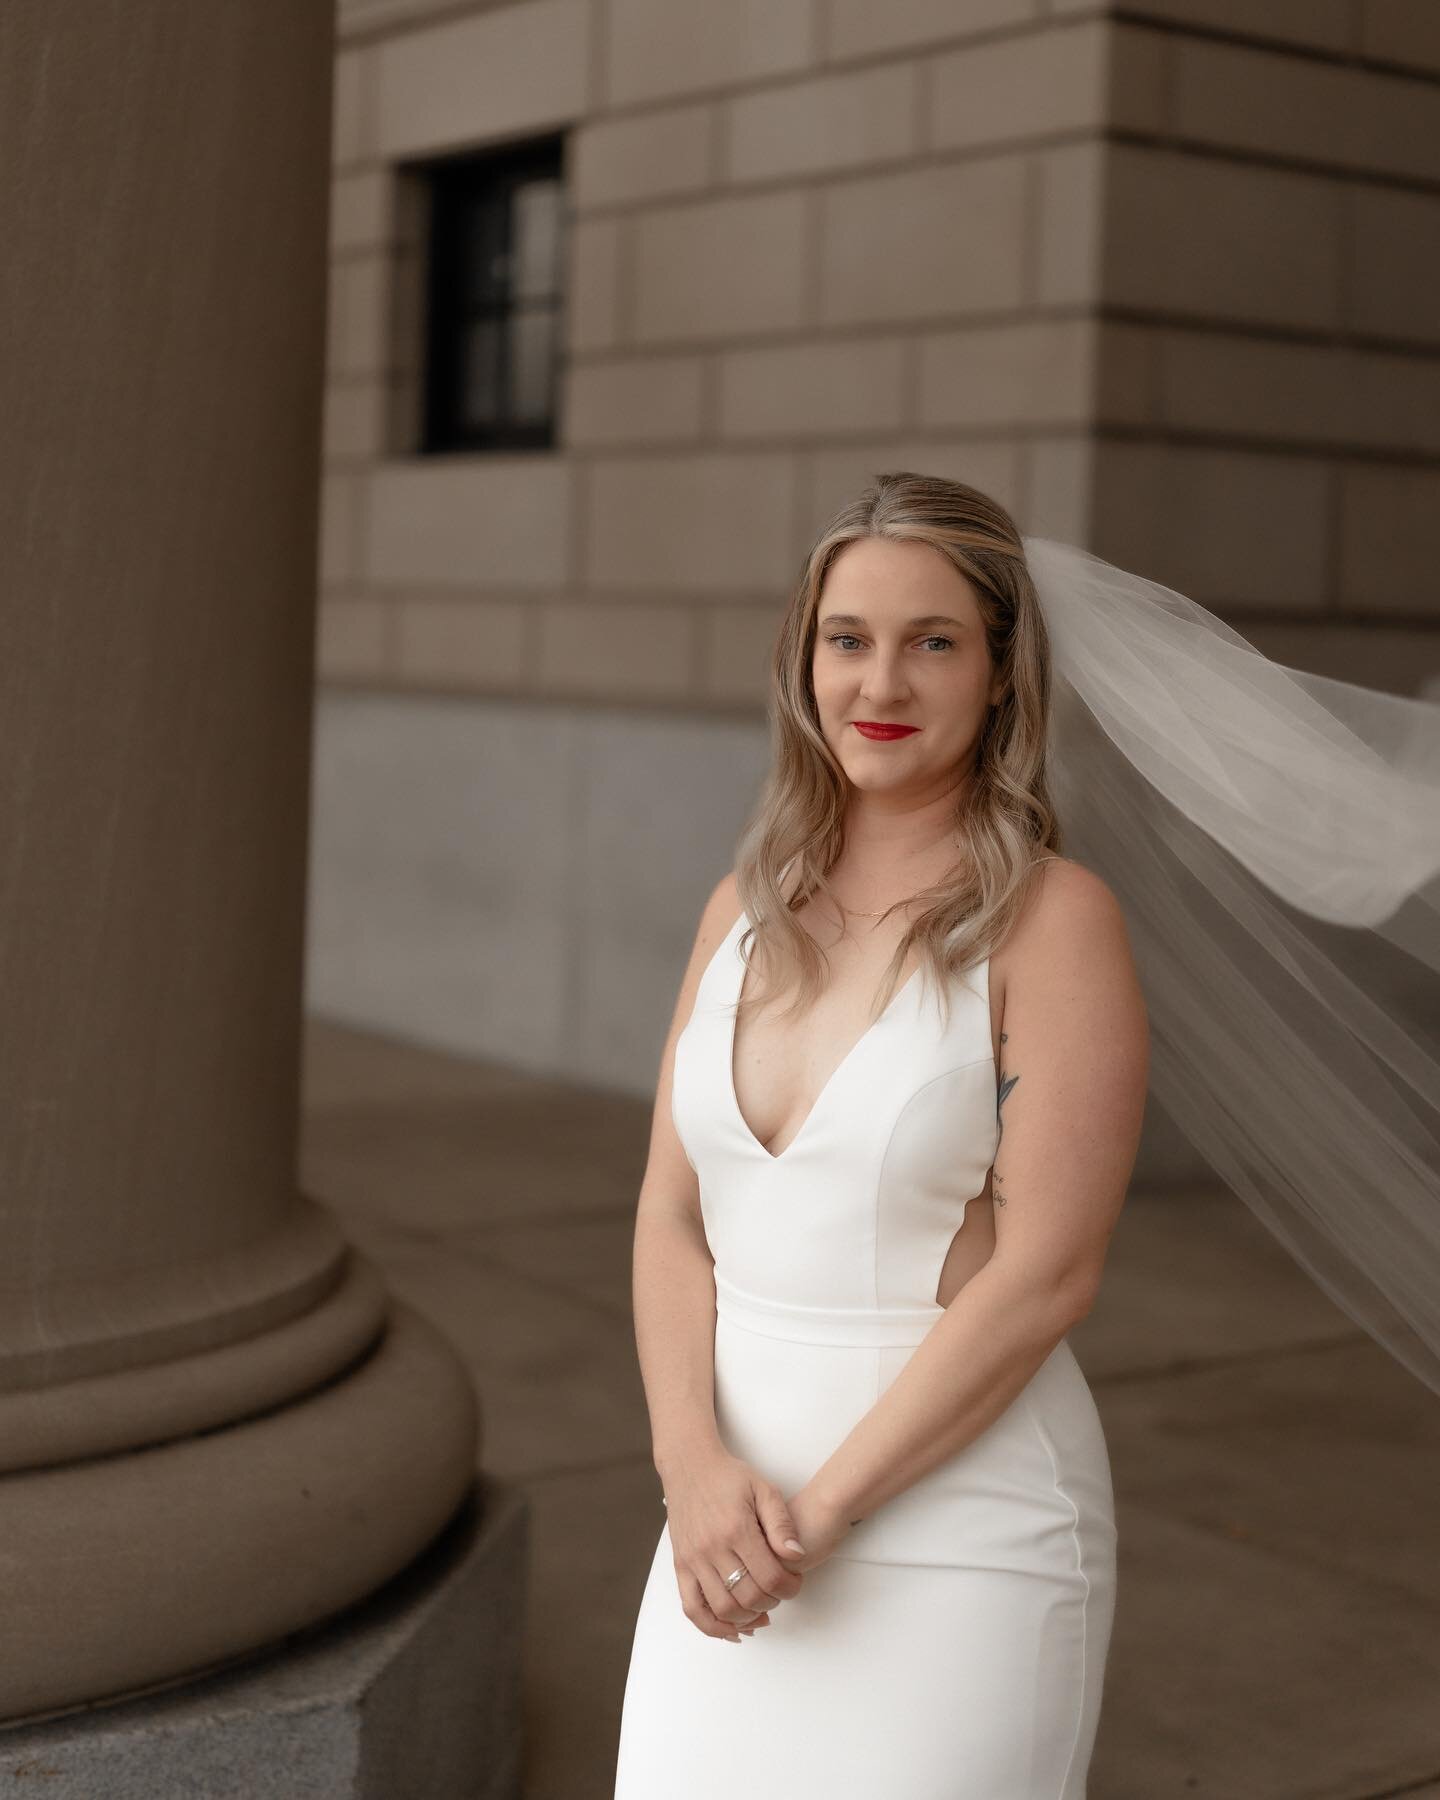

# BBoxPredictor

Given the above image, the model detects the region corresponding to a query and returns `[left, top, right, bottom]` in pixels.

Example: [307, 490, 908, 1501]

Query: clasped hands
[661, 1444, 856, 1642]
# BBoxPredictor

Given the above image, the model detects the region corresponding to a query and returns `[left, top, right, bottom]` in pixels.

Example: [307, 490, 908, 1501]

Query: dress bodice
[671, 910, 999, 1322]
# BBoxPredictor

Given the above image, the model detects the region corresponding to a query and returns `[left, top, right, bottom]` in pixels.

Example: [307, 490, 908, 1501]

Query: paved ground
[300, 1015, 1440, 1800]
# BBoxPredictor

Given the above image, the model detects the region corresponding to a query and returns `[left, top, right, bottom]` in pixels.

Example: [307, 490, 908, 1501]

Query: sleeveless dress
[613, 909, 1117, 1799]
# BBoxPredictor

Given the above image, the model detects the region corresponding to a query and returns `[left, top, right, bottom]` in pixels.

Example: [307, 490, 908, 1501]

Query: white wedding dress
[613, 908, 1117, 1798]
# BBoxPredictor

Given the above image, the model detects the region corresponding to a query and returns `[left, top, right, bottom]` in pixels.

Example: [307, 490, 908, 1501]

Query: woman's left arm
[795, 860, 1150, 1551]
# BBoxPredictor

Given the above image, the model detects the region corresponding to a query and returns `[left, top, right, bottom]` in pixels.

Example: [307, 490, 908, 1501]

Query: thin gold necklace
[830, 838, 964, 920]
[838, 891, 935, 920]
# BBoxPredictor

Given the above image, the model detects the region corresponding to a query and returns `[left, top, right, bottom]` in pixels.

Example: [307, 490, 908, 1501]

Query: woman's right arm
[631, 872, 736, 1480]
[632, 872, 806, 1639]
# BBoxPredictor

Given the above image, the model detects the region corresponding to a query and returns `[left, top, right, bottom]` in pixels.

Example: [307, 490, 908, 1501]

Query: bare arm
[632, 873, 740, 1483]
[632, 876, 808, 1641]
[801, 859, 1150, 1527]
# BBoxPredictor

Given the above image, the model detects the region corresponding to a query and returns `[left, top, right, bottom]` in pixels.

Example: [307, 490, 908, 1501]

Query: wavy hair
[733, 470, 1063, 1035]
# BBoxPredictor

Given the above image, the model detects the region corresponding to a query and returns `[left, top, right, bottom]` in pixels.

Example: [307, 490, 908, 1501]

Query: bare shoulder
[670, 869, 744, 1025]
[700, 868, 744, 950]
[711, 866, 742, 924]
[995, 856, 1143, 1015]
[1018, 855, 1128, 943]
[636, 869, 747, 1223]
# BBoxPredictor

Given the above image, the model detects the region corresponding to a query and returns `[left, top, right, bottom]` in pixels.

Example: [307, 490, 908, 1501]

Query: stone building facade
[311, 0, 1440, 1167]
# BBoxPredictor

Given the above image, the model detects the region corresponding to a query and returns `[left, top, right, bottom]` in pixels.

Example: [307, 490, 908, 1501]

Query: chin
[840, 760, 913, 790]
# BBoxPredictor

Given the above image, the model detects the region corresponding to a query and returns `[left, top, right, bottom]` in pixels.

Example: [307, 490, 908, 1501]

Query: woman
[613, 474, 1150, 1797]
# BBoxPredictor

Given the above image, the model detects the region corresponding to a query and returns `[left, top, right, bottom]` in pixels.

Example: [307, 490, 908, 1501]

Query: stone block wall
[307, 0, 1440, 1118]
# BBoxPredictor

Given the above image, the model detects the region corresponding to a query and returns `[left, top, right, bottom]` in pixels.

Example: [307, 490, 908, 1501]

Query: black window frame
[418, 134, 566, 455]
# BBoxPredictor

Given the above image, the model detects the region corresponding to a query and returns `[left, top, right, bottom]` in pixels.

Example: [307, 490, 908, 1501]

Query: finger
[676, 1565, 743, 1642]
[696, 1566, 769, 1635]
[710, 1555, 774, 1628]
[756, 1490, 809, 1568]
[730, 1515, 802, 1606]
[696, 1554, 763, 1627]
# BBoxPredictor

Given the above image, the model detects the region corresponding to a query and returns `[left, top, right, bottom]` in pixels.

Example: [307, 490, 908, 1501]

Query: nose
[859, 650, 910, 708]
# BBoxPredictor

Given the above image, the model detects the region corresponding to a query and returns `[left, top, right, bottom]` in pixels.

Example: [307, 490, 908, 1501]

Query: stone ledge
[0, 1473, 529, 1800]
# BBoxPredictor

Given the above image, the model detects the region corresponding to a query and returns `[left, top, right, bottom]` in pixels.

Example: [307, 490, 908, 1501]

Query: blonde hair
[733, 469, 1062, 1034]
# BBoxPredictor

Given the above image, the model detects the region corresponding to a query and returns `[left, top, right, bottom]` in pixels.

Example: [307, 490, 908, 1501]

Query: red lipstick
[852, 721, 921, 740]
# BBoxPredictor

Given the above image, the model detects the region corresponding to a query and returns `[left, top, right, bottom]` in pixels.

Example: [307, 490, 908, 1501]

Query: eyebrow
[818, 613, 967, 628]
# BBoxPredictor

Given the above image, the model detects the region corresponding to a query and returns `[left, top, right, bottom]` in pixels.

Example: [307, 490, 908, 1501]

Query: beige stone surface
[329, 168, 392, 252]
[1025, 435, 1095, 544]
[927, 18, 1116, 151]
[1240, 620, 1440, 700]
[319, 471, 361, 587]
[1152, 330, 1440, 457]
[338, 0, 518, 31]
[697, 601, 785, 706]
[1102, 1333, 1440, 1607]
[353, 1221, 655, 1482]
[300, 1033, 654, 1236]
[1362, 0, 1440, 73]
[565, 216, 625, 353]
[304, 691, 773, 1084]
[1105, 19, 1170, 134]
[818, 156, 1029, 325]
[1091, 441, 1332, 613]
[520, 1460, 669, 1795]
[1082, 0, 1352, 52]
[1106, 143, 1345, 332]
[724, 61, 919, 184]
[1034, 139, 1108, 307]
[563, 355, 706, 448]
[394, 595, 532, 690]
[536, 598, 695, 698]
[0, 0, 486, 1723]
[326, 250, 389, 377]
[300, 1018, 1440, 1799]
[317, 596, 390, 683]
[315, 0, 1440, 720]
[603, 0, 815, 109]
[1069, 1187, 1364, 1381]
[331, 43, 374, 169]
[1091, 321, 1155, 428]
[1092, 1502, 1440, 1800]
[717, 337, 909, 439]
[584, 451, 799, 592]
[1349, 185, 1440, 346]
[828, 0, 1034, 61]
[1171, 33, 1440, 183]
[572, 100, 716, 210]
[372, 0, 591, 161]
[365, 458, 575, 588]
[631, 189, 810, 344]
[1338, 464, 1440, 619]
[323, 377, 387, 461]
[918, 318, 1100, 430]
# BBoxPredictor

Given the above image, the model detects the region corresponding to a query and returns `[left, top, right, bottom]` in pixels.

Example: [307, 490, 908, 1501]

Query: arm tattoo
[994, 1031, 1017, 1207]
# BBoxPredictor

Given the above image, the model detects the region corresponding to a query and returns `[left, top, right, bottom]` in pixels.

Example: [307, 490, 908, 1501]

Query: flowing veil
[1020, 536, 1440, 1398]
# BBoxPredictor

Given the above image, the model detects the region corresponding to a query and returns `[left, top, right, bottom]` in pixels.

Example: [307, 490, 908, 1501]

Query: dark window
[419, 136, 566, 453]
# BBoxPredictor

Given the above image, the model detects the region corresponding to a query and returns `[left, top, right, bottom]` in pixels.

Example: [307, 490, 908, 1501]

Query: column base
[0, 1473, 529, 1800]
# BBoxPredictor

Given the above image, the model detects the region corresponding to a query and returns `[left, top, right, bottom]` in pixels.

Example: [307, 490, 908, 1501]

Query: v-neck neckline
[725, 910, 923, 1164]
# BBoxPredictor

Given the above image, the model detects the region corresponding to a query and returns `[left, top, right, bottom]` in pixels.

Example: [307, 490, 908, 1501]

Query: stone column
[0, 0, 484, 1726]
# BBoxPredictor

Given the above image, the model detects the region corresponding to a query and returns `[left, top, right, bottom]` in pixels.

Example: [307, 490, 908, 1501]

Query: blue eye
[822, 634, 954, 652]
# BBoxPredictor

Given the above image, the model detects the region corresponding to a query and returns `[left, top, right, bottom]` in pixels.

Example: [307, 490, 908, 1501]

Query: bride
[612, 470, 1440, 1797]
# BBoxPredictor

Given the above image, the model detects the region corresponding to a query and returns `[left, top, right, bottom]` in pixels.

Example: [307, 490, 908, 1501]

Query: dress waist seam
[714, 1271, 944, 1346]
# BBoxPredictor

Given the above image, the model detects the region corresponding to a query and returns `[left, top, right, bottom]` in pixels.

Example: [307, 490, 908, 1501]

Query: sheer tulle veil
[1018, 535, 1440, 1396]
